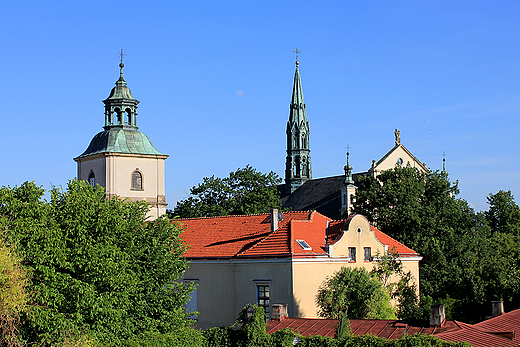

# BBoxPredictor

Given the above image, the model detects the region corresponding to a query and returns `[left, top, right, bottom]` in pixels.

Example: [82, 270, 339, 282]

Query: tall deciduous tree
[0, 180, 195, 346]
[171, 165, 283, 218]
[485, 190, 520, 236]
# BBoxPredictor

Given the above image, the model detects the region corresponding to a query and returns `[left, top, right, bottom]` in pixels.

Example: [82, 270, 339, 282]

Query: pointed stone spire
[103, 52, 140, 130]
[285, 49, 311, 194]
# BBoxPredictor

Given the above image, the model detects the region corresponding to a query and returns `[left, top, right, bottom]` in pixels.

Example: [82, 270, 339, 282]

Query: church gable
[369, 129, 428, 175]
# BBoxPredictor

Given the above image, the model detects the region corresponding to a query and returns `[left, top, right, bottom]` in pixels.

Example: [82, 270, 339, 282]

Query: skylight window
[296, 239, 312, 250]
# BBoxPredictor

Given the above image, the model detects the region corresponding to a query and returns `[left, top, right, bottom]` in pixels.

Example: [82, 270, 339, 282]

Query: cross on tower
[293, 47, 301, 66]
[118, 49, 127, 64]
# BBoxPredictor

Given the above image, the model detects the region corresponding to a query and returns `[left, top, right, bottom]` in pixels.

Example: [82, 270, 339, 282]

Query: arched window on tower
[294, 157, 301, 177]
[88, 171, 95, 187]
[131, 170, 143, 190]
[125, 108, 132, 125]
[301, 134, 307, 148]
[302, 157, 308, 177]
[115, 108, 122, 125]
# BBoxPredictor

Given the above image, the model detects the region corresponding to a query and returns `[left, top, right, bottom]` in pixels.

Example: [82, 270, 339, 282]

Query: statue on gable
[395, 129, 401, 146]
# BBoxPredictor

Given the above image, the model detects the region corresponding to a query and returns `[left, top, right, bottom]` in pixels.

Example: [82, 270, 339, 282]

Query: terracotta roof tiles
[267, 311, 520, 347]
[177, 210, 418, 259]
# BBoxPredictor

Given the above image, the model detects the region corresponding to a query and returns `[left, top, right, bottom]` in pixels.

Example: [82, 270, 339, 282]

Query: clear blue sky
[1, 0, 519, 212]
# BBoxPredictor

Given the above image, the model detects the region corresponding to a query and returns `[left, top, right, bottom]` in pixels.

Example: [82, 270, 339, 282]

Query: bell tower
[74, 54, 168, 219]
[285, 48, 312, 194]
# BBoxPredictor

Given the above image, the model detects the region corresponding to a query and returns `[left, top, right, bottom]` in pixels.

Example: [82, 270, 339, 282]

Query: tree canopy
[316, 267, 395, 320]
[0, 180, 195, 346]
[352, 166, 520, 321]
[171, 165, 283, 218]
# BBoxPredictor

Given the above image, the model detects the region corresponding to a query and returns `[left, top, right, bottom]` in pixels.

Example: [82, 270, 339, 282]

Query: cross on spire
[118, 49, 127, 78]
[118, 49, 127, 64]
[293, 47, 301, 66]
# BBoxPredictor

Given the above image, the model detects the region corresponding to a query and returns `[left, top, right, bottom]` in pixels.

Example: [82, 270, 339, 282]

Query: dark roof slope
[279, 174, 363, 220]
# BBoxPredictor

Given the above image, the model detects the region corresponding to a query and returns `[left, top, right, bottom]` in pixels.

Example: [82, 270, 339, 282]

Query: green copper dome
[105, 75, 136, 100]
[76, 126, 166, 158]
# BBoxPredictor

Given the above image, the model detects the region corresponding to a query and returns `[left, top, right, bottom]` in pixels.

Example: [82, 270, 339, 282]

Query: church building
[279, 56, 428, 220]
[74, 59, 168, 219]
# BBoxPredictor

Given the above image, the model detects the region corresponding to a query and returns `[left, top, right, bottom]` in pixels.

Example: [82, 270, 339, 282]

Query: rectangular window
[257, 285, 270, 318]
[348, 247, 356, 262]
[364, 247, 372, 262]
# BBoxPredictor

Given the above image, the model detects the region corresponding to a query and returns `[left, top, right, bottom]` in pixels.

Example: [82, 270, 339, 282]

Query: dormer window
[296, 239, 312, 250]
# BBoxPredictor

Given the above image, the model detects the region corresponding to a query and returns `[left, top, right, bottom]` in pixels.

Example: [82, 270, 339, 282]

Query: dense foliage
[170, 165, 283, 218]
[0, 239, 28, 346]
[352, 166, 520, 321]
[0, 180, 195, 346]
[316, 267, 395, 320]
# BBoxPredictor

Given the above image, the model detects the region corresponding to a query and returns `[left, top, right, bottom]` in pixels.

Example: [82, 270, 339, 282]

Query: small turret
[340, 147, 357, 217]
[102, 51, 140, 129]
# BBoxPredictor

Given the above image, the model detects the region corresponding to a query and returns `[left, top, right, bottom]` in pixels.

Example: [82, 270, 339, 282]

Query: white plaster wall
[76, 153, 167, 219]
[184, 260, 293, 330]
[76, 155, 107, 187]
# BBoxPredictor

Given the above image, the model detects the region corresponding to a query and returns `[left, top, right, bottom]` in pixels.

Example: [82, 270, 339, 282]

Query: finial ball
[119, 62, 124, 68]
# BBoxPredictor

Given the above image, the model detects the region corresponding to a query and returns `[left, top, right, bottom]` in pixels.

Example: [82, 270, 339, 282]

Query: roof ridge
[175, 210, 311, 221]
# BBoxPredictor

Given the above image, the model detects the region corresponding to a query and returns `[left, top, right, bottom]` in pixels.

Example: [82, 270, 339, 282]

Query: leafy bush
[316, 267, 395, 319]
[203, 326, 235, 347]
[125, 328, 205, 347]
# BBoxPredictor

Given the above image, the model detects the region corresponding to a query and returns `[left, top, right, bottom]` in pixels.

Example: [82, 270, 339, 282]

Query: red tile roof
[435, 321, 517, 347]
[265, 318, 461, 339]
[267, 310, 520, 346]
[176, 211, 419, 259]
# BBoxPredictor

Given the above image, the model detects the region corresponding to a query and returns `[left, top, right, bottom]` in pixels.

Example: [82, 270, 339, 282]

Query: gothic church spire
[285, 49, 312, 194]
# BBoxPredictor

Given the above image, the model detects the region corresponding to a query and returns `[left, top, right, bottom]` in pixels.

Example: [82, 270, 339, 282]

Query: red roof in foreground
[266, 310, 520, 346]
[265, 318, 461, 340]
[176, 211, 419, 259]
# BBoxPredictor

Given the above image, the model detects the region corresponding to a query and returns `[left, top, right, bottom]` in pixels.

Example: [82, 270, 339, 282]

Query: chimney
[271, 304, 288, 321]
[271, 209, 279, 233]
[430, 304, 446, 327]
[491, 301, 504, 316]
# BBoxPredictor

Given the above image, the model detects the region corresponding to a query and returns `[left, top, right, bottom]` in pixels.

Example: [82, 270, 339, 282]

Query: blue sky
[1, 0, 519, 212]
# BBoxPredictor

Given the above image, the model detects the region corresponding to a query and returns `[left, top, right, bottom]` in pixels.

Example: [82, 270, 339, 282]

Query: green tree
[371, 251, 419, 320]
[0, 238, 29, 347]
[485, 190, 520, 236]
[171, 165, 283, 218]
[316, 267, 395, 320]
[0, 180, 195, 346]
[352, 166, 520, 321]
